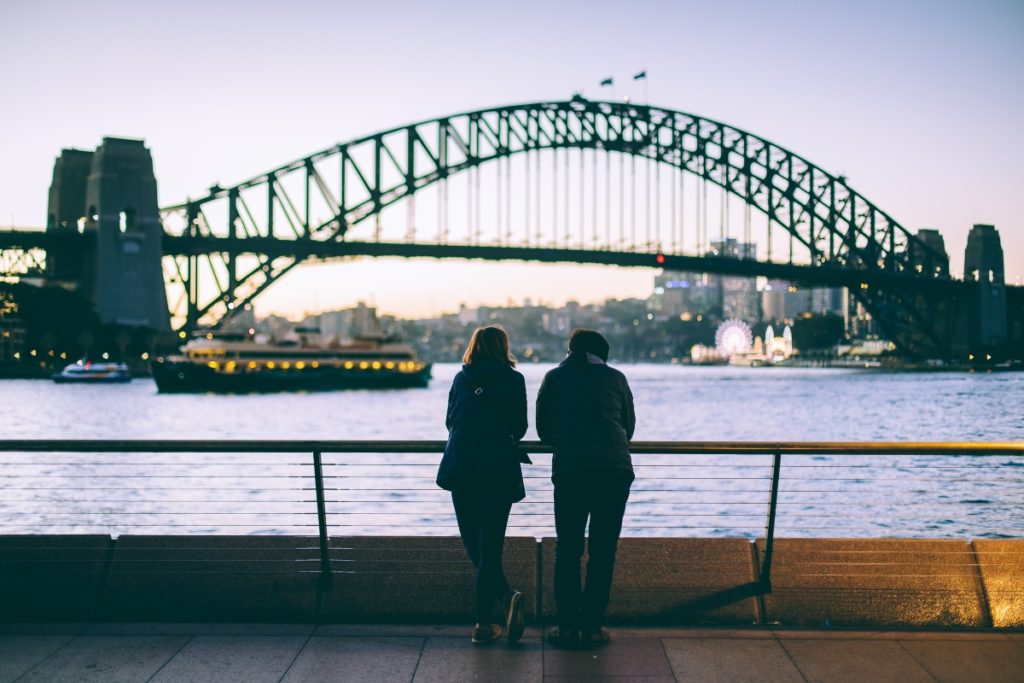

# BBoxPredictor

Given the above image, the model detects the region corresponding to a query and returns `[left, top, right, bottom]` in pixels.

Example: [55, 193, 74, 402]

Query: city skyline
[2, 0, 1022, 319]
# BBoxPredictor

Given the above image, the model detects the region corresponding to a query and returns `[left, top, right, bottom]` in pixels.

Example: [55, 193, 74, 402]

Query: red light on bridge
[655, 254, 666, 264]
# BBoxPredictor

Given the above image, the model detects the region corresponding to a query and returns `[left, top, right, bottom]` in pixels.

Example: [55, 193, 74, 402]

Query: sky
[1, 0, 1021, 320]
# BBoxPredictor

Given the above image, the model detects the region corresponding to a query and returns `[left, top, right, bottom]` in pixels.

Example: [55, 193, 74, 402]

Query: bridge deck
[2, 622, 1021, 682]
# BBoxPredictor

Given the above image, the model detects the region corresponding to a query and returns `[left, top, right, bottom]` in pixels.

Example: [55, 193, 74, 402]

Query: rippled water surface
[2, 365, 1022, 538]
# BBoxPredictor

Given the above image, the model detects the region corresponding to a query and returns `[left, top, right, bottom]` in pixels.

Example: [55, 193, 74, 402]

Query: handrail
[0, 440, 1021, 455]
[2, 439, 1021, 590]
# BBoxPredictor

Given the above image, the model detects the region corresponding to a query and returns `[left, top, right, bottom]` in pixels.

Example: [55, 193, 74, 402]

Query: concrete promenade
[2, 623, 1022, 683]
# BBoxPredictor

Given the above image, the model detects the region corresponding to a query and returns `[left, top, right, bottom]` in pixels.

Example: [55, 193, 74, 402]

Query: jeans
[451, 488, 513, 624]
[553, 470, 632, 633]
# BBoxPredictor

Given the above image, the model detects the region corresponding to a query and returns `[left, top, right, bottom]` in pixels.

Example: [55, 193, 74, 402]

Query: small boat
[52, 360, 132, 384]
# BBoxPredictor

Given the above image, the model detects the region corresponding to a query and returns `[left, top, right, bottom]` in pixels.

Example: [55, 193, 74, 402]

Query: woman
[437, 325, 530, 644]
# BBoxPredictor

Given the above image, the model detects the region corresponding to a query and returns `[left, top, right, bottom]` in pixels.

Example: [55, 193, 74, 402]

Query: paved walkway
[1, 623, 1022, 682]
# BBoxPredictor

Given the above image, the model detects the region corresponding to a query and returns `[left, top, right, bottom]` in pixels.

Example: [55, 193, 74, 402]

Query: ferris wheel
[715, 319, 753, 357]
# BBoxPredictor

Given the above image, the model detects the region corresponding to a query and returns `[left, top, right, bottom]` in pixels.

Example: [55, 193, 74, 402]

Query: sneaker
[505, 591, 525, 643]
[581, 629, 611, 648]
[471, 623, 502, 645]
[546, 627, 580, 649]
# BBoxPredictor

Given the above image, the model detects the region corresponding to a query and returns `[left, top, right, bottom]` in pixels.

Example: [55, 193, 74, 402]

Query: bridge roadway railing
[1, 440, 1022, 626]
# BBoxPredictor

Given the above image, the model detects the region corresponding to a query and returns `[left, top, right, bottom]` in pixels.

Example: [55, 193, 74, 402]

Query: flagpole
[633, 70, 649, 105]
[600, 77, 615, 104]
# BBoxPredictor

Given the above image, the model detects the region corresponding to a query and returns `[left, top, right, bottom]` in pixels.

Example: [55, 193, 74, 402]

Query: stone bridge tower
[46, 138, 170, 331]
[46, 148, 94, 282]
[963, 224, 1008, 350]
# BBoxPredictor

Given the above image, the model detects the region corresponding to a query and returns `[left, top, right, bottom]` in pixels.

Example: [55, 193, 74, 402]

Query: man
[536, 329, 636, 648]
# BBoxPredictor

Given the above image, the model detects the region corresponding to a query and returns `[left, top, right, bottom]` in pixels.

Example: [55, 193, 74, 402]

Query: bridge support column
[46, 148, 94, 283]
[964, 224, 1008, 353]
[44, 139, 171, 332]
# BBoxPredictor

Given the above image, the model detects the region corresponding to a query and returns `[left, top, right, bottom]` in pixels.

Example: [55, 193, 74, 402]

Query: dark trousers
[553, 470, 632, 633]
[451, 488, 513, 624]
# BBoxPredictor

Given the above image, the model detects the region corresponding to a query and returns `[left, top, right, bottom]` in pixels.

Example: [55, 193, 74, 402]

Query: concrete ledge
[0, 535, 113, 620]
[973, 539, 1024, 628]
[101, 536, 321, 621]
[2, 535, 1020, 627]
[541, 538, 760, 624]
[319, 536, 537, 623]
[757, 538, 988, 628]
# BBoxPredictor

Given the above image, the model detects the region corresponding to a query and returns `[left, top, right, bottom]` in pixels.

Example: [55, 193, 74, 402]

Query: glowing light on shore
[715, 320, 753, 357]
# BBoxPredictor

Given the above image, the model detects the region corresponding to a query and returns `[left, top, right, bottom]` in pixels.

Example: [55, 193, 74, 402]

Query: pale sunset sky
[1, 0, 1021, 319]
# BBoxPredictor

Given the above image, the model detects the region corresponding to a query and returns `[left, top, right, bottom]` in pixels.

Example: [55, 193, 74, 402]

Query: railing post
[761, 451, 782, 591]
[312, 450, 333, 586]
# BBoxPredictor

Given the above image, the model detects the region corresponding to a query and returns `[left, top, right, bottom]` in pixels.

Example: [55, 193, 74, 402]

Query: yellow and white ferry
[152, 331, 431, 393]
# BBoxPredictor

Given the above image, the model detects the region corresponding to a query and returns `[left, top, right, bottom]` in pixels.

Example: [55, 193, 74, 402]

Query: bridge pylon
[964, 224, 1008, 349]
[45, 138, 170, 331]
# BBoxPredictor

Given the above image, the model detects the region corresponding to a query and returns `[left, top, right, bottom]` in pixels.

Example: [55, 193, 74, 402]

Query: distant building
[764, 324, 794, 361]
[712, 239, 759, 323]
[351, 302, 383, 339]
[315, 310, 353, 343]
[457, 304, 478, 326]
[848, 300, 876, 339]
[0, 319, 25, 362]
[650, 271, 721, 319]
[650, 238, 759, 322]
[762, 280, 811, 322]
[722, 279, 760, 322]
[810, 287, 846, 317]
[543, 308, 572, 335]
[257, 314, 295, 340]
[221, 306, 257, 334]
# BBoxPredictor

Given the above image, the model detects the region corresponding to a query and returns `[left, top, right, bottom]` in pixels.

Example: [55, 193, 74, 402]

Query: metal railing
[1, 440, 1022, 588]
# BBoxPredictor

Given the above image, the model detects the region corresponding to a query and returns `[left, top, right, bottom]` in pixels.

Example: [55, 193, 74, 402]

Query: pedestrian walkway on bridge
[2, 623, 1021, 682]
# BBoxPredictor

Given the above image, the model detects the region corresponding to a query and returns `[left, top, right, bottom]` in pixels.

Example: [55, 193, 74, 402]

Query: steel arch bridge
[161, 99, 957, 356]
[5, 99, 964, 357]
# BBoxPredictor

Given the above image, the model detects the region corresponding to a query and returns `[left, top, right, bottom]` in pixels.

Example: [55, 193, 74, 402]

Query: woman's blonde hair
[462, 325, 516, 366]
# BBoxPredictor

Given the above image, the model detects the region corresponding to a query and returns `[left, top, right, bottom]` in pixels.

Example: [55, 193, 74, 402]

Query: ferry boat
[52, 360, 132, 384]
[151, 330, 432, 393]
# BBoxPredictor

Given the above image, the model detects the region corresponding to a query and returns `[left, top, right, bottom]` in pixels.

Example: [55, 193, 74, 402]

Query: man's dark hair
[568, 328, 610, 362]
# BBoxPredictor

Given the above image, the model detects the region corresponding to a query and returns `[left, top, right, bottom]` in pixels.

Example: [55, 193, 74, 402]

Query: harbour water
[2, 364, 1022, 538]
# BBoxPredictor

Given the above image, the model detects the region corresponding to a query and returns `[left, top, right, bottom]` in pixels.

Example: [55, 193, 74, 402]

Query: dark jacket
[536, 351, 636, 482]
[437, 360, 530, 502]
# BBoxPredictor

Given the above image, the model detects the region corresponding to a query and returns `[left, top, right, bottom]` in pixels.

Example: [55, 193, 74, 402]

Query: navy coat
[437, 360, 530, 503]
[536, 351, 636, 482]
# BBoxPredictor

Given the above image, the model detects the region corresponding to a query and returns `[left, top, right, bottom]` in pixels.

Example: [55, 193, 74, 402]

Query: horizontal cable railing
[1, 440, 1022, 588]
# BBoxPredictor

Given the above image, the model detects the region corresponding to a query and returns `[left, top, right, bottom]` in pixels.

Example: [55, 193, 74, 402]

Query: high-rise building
[651, 271, 722, 319]
[810, 287, 846, 317]
[762, 281, 811, 322]
[712, 239, 760, 323]
[722, 279, 760, 322]
[848, 300, 875, 339]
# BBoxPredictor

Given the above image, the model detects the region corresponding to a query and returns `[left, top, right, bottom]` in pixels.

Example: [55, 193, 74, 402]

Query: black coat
[536, 351, 636, 482]
[436, 361, 530, 502]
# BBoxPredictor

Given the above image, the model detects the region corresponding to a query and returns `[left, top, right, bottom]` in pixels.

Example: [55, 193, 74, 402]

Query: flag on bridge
[633, 70, 647, 80]
[600, 77, 613, 87]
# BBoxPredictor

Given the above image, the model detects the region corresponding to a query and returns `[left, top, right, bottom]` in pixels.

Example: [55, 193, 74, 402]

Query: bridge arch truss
[161, 100, 954, 356]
